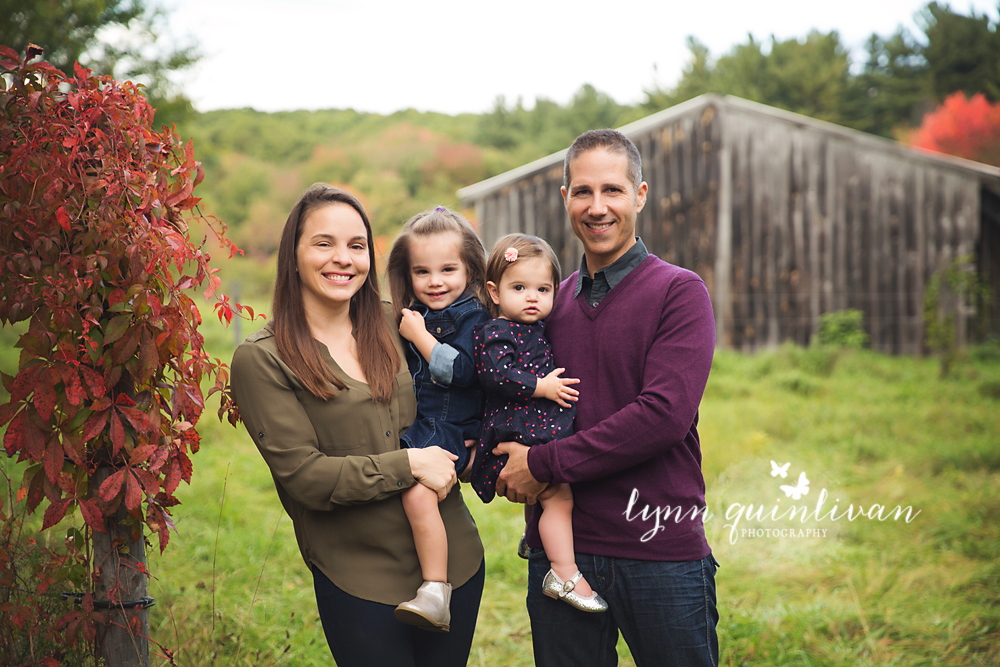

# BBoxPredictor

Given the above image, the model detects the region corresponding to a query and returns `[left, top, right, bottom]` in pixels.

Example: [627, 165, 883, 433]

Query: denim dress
[401, 291, 490, 473]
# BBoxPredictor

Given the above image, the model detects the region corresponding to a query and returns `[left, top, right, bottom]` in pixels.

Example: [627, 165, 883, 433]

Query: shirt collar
[573, 237, 649, 298]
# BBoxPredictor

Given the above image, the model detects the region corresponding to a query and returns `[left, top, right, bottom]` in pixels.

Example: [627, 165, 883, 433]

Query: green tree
[848, 30, 933, 137]
[645, 31, 855, 125]
[564, 84, 628, 133]
[646, 3, 1000, 138]
[1, 0, 198, 123]
[921, 1, 1000, 101]
[475, 85, 633, 162]
[475, 95, 526, 150]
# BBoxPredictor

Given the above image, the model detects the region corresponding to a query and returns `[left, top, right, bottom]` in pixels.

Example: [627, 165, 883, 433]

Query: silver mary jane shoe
[394, 581, 452, 632]
[541, 569, 608, 613]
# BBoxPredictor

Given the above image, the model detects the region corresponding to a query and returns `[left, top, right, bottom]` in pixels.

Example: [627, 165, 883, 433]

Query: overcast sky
[164, 0, 998, 115]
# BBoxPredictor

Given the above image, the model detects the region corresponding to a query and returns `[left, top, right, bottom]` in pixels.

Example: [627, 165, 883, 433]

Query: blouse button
[386, 430, 392, 437]
[397, 481, 403, 487]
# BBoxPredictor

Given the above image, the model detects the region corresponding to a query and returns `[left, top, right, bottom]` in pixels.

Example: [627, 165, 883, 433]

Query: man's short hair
[563, 129, 643, 191]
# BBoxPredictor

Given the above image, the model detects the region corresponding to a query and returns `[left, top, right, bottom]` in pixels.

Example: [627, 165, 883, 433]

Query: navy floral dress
[469, 319, 575, 503]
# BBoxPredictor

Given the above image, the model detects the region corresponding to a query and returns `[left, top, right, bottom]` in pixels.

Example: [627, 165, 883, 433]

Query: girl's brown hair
[485, 234, 562, 319]
[386, 207, 488, 321]
[271, 184, 400, 402]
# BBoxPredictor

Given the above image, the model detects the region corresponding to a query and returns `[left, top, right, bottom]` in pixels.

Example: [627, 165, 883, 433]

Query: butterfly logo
[770, 461, 790, 478]
[780, 472, 810, 500]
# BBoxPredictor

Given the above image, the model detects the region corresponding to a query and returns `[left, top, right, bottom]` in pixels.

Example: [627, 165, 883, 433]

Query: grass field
[3, 315, 999, 666]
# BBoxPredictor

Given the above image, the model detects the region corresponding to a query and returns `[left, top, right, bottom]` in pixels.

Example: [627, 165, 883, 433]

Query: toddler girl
[386, 206, 490, 631]
[470, 234, 607, 613]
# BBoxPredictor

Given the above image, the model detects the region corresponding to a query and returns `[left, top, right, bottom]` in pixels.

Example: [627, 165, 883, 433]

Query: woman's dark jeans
[312, 561, 485, 667]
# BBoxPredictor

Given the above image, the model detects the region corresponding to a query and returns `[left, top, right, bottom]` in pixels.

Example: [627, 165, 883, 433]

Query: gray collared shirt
[574, 237, 650, 308]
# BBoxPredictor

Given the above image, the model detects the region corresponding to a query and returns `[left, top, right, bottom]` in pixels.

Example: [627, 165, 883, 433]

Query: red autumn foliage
[0, 46, 258, 662]
[908, 92, 1000, 167]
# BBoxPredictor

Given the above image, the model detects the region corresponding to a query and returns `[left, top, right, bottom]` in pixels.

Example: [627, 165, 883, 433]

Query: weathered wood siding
[466, 96, 999, 353]
[980, 188, 1000, 335]
[719, 108, 981, 353]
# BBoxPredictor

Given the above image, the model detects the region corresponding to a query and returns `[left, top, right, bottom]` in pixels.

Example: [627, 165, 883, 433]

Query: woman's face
[296, 202, 370, 312]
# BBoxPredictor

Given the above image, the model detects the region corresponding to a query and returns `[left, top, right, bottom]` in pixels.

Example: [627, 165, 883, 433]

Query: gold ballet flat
[541, 569, 608, 613]
[394, 581, 452, 632]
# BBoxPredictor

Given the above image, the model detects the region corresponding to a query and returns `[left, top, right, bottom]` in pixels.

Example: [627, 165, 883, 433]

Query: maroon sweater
[526, 254, 715, 561]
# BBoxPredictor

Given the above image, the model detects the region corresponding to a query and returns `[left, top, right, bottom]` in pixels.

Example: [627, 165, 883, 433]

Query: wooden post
[92, 466, 150, 667]
[715, 143, 733, 348]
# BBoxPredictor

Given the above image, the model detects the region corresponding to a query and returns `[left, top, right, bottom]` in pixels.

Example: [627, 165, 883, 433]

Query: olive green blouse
[229, 310, 484, 605]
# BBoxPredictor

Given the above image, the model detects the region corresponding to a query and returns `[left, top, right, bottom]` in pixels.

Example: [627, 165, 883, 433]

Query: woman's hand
[407, 446, 458, 501]
[533, 368, 580, 408]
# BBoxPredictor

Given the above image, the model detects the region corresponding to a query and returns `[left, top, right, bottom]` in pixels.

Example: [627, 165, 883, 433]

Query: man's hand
[494, 441, 547, 504]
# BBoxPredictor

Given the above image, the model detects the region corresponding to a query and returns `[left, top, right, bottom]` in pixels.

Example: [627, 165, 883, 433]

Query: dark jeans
[312, 561, 485, 667]
[527, 549, 719, 667]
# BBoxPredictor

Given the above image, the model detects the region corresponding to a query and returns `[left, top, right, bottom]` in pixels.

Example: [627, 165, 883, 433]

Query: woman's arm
[232, 340, 430, 510]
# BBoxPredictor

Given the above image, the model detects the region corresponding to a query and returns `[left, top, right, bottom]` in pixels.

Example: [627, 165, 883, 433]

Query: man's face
[561, 148, 647, 275]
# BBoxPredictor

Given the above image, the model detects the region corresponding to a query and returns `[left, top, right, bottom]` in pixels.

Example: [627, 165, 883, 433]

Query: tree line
[643, 1, 1000, 140]
[4, 1, 999, 261]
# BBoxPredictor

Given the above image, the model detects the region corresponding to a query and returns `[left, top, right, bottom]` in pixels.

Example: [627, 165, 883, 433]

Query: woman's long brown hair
[271, 184, 400, 401]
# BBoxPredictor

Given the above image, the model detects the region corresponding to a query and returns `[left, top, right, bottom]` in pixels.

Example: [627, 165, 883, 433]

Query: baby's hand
[534, 368, 580, 408]
[399, 308, 427, 342]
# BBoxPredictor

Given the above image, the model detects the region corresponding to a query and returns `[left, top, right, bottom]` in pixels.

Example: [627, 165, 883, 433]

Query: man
[494, 129, 719, 666]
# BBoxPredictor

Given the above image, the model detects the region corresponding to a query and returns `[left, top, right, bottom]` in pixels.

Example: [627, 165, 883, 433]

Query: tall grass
[3, 312, 999, 665]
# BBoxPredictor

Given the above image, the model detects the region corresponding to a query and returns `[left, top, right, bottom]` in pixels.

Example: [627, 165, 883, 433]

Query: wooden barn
[458, 94, 1000, 353]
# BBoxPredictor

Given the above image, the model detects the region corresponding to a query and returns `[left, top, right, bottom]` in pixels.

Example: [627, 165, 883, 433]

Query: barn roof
[457, 94, 1000, 202]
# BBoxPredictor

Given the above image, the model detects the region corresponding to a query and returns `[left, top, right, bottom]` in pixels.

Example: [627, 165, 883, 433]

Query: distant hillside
[169, 86, 639, 260]
[170, 7, 998, 264]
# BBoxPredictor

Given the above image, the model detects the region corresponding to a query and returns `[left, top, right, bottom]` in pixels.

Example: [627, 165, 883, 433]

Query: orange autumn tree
[0, 45, 255, 664]
[908, 91, 1000, 166]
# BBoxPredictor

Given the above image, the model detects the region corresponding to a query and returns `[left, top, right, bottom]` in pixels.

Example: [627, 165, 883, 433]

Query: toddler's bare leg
[401, 482, 448, 582]
[538, 483, 594, 597]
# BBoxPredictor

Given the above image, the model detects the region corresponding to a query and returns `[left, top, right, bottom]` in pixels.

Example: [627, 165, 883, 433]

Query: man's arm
[526, 279, 715, 486]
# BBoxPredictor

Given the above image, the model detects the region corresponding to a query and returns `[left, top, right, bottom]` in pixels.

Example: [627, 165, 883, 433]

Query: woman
[230, 185, 485, 666]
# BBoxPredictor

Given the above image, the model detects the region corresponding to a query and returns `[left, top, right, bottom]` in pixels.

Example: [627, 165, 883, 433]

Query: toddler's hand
[399, 308, 427, 342]
[534, 368, 580, 408]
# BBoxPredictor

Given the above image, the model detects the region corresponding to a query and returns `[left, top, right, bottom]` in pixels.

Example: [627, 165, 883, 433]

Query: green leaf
[103, 314, 131, 345]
